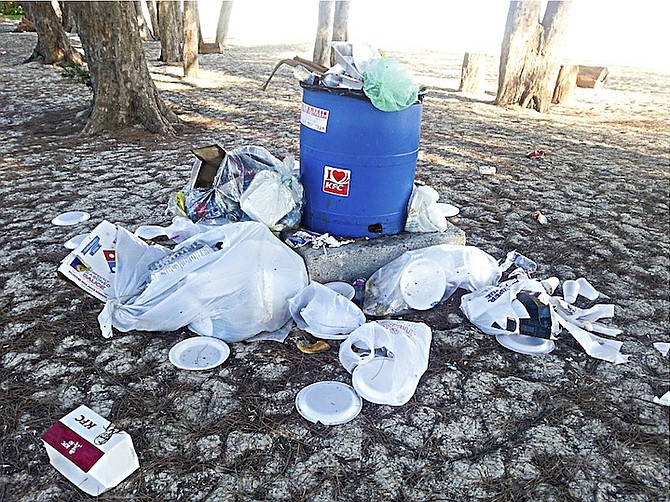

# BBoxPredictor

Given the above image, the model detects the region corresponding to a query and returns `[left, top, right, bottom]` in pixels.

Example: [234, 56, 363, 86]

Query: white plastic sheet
[404, 185, 447, 233]
[98, 221, 309, 342]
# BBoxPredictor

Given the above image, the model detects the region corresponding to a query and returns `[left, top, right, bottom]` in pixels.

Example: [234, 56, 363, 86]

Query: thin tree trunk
[183, 1, 199, 78]
[215, 1, 233, 47]
[24, 1, 83, 66]
[134, 1, 149, 41]
[313, 0, 334, 67]
[552, 64, 578, 103]
[330, 0, 349, 66]
[59, 1, 76, 33]
[496, 0, 572, 112]
[159, 0, 182, 63]
[71, 1, 178, 136]
[146, 0, 159, 39]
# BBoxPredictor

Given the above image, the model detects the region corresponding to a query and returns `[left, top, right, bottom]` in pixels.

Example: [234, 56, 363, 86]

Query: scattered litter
[168, 337, 230, 370]
[295, 339, 331, 354]
[653, 342, 670, 357]
[478, 165, 497, 175]
[63, 233, 88, 250]
[295, 381, 362, 425]
[339, 320, 432, 406]
[283, 228, 353, 250]
[527, 150, 545, 159]
[363, 244, 501, 316]
[42, 405, 139, 496]
[51, 210, 90, 226]
[352, 278, 366, 307]
[288, 282, 365, 340]
[533, 210, 549, 225]
[653, 391, 670, 407]
[562, 277, 600, 303]
[324, 281, 355, 300]
[460, 272, 629, 364]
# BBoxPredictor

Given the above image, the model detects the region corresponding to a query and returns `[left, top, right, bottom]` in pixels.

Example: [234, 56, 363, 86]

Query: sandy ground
[0, 19, 669, 502]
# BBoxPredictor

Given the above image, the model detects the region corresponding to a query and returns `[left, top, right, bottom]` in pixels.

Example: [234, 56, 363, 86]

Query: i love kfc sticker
[322, 166, 350, 197]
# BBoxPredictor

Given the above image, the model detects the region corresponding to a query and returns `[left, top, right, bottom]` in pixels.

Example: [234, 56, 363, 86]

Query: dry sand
[0, 19, 668, 502]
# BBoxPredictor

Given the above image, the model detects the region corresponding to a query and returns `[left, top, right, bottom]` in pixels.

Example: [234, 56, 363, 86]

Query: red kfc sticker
[322, 166, 350, 197]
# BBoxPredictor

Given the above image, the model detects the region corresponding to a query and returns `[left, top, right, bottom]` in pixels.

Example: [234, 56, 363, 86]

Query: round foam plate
[437, 202, 459, 217]
[168, 337, 230, 370]
[495, 334, 555, 355]
[51, 211, 91, 226]
[324, 281, 355, 300]
[399, 258, 446, 310]
[295, 381, 362, 425]
[64, 233, 88, 250]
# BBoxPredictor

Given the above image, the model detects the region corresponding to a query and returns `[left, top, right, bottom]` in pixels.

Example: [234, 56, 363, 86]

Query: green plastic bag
[362, 58, 419, 112]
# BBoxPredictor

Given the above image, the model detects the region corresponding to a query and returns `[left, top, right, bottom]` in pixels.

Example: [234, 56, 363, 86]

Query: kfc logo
[322, 166, 350, 197]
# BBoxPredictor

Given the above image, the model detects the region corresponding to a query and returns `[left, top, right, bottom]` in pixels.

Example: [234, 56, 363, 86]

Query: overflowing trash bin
[297, 42, 423, 238]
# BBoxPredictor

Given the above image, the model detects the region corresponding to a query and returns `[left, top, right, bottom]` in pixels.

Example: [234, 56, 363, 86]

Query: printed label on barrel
[301, 103, 329, 133]
[323, 166, 350, 197]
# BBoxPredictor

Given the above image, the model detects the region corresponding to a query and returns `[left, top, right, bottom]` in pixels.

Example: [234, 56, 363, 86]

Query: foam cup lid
[169, 337, 230, 370]
[495, 333, 555, 355]
[295, 381, 362, 425]
[51, 211, 91, 226]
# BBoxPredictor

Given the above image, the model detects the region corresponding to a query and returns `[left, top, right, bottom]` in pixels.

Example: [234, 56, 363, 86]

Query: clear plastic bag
[169, 146, 303, 231]
[362, 57, 419, 112]
[98, 221, 309, 341]
[363, 245, 501, 316]
[288, 282, 365, 339]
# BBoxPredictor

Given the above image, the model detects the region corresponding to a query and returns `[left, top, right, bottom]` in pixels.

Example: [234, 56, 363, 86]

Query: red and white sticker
[323, 166, 350, 197]
[301, 103, 329, 133]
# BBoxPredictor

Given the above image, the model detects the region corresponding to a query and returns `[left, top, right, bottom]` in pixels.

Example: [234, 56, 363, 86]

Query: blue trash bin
[299, 86, 422, 238]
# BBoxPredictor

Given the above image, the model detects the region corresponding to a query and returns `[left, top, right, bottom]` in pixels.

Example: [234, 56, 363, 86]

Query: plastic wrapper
[338, 320, 432, 406]
[288, 282, 365, 339]
[363, 245, 501, 316]
[168, 145, 303, 231]
[98, 221, 309, 342]
[362, 57, 419, 112]
[404, 185, 447, 233]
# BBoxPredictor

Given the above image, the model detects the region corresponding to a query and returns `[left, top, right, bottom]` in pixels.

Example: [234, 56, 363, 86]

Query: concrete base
[293, 222, 466, 284]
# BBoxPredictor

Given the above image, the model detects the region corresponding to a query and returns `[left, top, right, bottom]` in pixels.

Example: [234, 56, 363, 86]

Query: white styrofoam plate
[295, 381, 362, 425]
[64, 233, 89, 250]
[437, 202, 460, 217]
[399, 258, 446, 310]
[51, 211, 90, 226]
[495, 333, 555, 355]
[168, 337, 230, 370]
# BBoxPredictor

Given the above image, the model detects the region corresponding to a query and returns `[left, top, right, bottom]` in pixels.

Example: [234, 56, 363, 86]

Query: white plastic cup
[576, 277, 599, 300]
[562, 280, 579, 304]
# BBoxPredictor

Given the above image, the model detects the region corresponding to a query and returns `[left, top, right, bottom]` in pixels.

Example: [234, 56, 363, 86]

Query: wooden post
[551, 64, 578, 104]
[459, 52, 489, 94]
[576, 66, 609, 88]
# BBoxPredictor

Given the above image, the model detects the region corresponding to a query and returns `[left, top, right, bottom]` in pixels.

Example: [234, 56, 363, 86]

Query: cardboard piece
[57, 221, 118, 302]
[189, 145, 226, 189]
[42, 405, 139, 496]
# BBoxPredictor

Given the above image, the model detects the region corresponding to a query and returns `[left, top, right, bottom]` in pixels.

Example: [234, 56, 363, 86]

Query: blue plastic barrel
[300, 87, 422, 238]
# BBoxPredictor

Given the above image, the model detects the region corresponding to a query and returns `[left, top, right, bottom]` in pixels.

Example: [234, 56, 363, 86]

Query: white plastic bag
[288, 282, 365, 339]
[363, 245, 501, 316]
[98, 221, 309, 341]
[404, 185, 447, 233]
[239, 169, 302, 229]
[339, 320, 432, 406]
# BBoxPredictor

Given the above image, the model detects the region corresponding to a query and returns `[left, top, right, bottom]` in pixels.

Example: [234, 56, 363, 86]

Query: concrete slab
[293, 222, 466, 284]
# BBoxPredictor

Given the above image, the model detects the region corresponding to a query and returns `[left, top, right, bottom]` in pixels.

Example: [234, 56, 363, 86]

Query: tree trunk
[71, 1, 179, 136]
[576, 66, 609, 88]
[330, 0, 349, 66]
[134, 1, 149, 41]
[183, 1, 199, 78]
[59, 1, 77, 33]
[158, 0, 182, 63]
[23, 1, 83, 66]
[551, 64, 578, 103]
[459, 52, 489, 94]
[496, 1, 573, 112]
[146, 0, 159, 39]
[215, 0, 233, 47]
[313, 0, 334, 67]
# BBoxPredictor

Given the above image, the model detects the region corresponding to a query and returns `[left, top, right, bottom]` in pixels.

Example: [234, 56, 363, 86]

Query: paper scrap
[653, 391, 669, 407]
